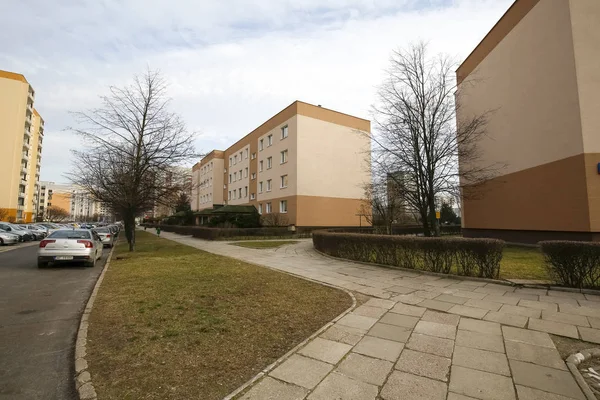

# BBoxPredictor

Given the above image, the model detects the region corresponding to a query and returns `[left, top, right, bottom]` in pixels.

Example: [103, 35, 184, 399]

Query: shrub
[540, 241, 600, 289]
[313, 231, 504, 279]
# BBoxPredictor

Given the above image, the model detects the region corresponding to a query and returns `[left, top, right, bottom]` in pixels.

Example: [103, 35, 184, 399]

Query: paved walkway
[155, 232, 600, 400]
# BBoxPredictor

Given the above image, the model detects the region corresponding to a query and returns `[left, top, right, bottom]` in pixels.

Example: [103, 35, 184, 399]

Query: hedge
[540, 241, 600, 289]
[312, 231, 504, 279]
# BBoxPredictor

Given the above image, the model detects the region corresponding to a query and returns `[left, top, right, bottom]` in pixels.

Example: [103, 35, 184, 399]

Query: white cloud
[0, 0, 513, 182]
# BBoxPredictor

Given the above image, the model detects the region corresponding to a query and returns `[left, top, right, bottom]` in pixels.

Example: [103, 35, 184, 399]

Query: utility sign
[436, 211, 441, 219]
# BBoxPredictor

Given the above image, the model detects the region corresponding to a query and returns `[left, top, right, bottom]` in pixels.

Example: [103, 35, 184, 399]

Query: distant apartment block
[0, 70, 44, 222]
[456, 0, 600, 243]
[191, 101, 371, 227]
[37, 182, 72, 218]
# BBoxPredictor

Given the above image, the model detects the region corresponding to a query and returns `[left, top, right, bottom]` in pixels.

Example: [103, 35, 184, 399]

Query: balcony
[18, 191, 25, 199]
[17, 204, 24, 211]
[27, 101, 33, 112]
[21, 152, 29, 162]
[23, 140, 30, 150]
[24, 127, 31, 138]
[25, 113, 32, 126]
[28, 89, 34, 101]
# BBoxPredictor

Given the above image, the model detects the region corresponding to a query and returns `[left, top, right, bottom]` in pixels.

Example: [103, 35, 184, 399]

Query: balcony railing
[22, 152, 29, 161]
[22, 140, 30, 150]
[17, 204, 24, 211]
[27, 101, 33, 111]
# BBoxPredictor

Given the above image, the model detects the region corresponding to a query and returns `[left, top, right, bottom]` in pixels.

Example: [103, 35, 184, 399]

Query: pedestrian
[156, 226, 161, 236]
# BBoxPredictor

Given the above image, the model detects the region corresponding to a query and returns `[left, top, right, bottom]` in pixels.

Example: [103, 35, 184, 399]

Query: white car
[37, 229, 103, 268]
[0, 229, 19, 245]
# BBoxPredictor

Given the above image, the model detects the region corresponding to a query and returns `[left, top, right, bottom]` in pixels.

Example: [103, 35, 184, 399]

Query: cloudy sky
[1, 0, 512, 183]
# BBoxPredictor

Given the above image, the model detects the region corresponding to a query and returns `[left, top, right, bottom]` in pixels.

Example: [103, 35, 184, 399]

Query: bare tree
[68, 70, 198, 251]
[46, 206, 69, 222]
[260, 213, 289, 227]
[371, 42, 499, 237]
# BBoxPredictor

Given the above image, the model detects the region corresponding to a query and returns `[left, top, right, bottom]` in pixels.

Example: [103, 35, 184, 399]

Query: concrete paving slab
[547, 291, 586, 300]
[587, 316, 600, 329]
[405, 333, 454, 358]
[336, 353, 393, 386]
[502, 326, 556, 349]
[421, 310, 461, 326]
[435, 294, 469, 305]
[527, 318, 579, 339]
[449, 366, 516, 400]
[509, 360, 585, 400]
[504, 340, 567, 370]
[352, 305, 388, 319]
[353, 336, 404, 362]
[452, 345, 510, 376]
[269, 354, 334, 389]
[387, 285, 417, 294]
[298, 337, 352, 364]
[578, 326, 600, 344]
[451, 291, 489, 300]
[320, 325, 364, 346]
[418, 299, 455, 312]
[518, 299, 558, 311]
[447, 393, 480, 400]
[396, 349, 451, 382]
[381, 371, 447, 400]
[414, 290, 445, 300]
[389, 303, 426, 317]
[541, 311, 589, 327]
[498, 304, 541, 319]
[414, 320, 457, 339]
[392, 294, 425, 305]
[379, 312, 419, 329]
[458, 318, 502, 336]
[456, 329, 505, 353]
[308, 372, 378, 400]
[515, 385, 581, 400]
[364, 298, 396, 309]
[240, 376, 309, 400]
[463, 298, 503, 311]
[481, 295, 520, 306]
[483, 311, 528, 328]
[337, 313, 378, 331]
[448, 305, 489, 319]
[367, 322, 411, 343]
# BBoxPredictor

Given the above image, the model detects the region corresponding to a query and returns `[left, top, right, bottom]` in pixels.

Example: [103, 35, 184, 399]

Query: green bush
[312, 231, 504, 279]
[540, 241, 600, 289]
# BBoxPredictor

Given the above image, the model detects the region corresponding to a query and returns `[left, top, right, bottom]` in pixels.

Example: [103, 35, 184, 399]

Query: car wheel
[84, 258, 96, 268]
[37, 261, 48, 268]
[0, 238, 3, 246]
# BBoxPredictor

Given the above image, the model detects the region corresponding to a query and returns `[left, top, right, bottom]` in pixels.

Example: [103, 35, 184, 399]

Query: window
[251, 152, 256, 160]
[229, 158, 232, 167]
[244, 167, 248, 178]
[280, 200, 288, 213]
[250, 193, 256, 200]
[239, 170, 242, 179]
[266, 202, 272, 213]
[280, 150, 288, 164]
[245, 149, 249, 159]
[238, 188, 242, 198]
[267, 179, 272, 192]
[280, 174, 288, 188]
[259, 181, 263, 193]
[281, 125, 288, 139]
[233, 172, 237, 182]
[259, 161, 263, 172]
[267, 157, 272, 169]
[251, 172, 256, 180]
[259, 139, 264, 151]
[229, 174, 232, 184]
[244, 186, 248, 197]
[228, 191, 231, 200]
[258, 204, 262, 214]
[233, 190, 236, 199]
[267, 134, 273, 147]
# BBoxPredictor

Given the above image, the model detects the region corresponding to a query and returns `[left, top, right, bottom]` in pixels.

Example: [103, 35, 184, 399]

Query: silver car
[93, 227, 115, 248]
[38, 229, 103, 268]
[0, 229, 19, 245]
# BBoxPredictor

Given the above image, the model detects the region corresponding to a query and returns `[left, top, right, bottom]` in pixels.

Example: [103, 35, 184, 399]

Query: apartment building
[191, 101, 371, 227]
[37, 181, 73, 218]
[456, 0, 600, 242]
[0, 70, 44, 222]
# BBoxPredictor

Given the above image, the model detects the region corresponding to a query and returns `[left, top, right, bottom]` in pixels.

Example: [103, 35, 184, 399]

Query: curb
[566, 348, 600, 400]
[74, 246, 116, 400]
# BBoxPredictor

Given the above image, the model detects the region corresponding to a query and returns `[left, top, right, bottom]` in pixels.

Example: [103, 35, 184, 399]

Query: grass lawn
[230, 240, 299, 249]
[87, 231, 351, 400]
[500, 245, 549, 281]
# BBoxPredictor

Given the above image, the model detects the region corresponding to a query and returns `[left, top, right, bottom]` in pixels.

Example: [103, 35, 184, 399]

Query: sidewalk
[153, 231, 598, 399]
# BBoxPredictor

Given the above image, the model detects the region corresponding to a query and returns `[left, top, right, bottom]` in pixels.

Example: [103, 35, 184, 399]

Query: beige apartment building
[457, 0, 600, 242]
[37, 182, 73, 219]
[0, 70, 44, 223]
[191, 101, 371, 227]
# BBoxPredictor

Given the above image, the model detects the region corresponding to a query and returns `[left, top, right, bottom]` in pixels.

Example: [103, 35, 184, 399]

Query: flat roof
[0, 69, 28, 84]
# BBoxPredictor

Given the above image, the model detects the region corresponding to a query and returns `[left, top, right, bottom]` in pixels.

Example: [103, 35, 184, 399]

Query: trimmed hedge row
[143, 224, 296, 240]
[312, 231, 505, 279]
[540, 241, 600, 289]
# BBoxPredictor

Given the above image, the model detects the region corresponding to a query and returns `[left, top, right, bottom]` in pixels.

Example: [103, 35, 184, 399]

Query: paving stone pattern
[152, 233, 595, 400]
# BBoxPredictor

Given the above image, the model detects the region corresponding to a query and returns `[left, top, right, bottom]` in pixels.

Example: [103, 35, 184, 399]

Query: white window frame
[280, 174, 288, 188]
[244, 186, 248, 197]
[280, 200, 288, 213]
[244, 167, 248, 178]
[259, 139, 264, 151]
[267, 134, 273, 147]
[233, 190, 236, 199]
[267, 179, 272, 192]
[281, 125, 288, 139]
[238, 188, 242, 198]
[266, 202, 272, 213]
[228, 191, 231, 200]
[234, 155, 237, 165]
[280, 150, 288, 164]
[267, 157, 272, 169]
[251, 172, 256, 180]
[250, 193, 256, 200]
[259, 161, 263, 172]
[229, 174, 232, 184]
[245, 149, 249, 159]
[258, 203, 262, 214]
[259, 181, 263, 193]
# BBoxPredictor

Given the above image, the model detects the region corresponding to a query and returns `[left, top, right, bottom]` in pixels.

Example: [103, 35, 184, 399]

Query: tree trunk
[124, 212, 136, 252]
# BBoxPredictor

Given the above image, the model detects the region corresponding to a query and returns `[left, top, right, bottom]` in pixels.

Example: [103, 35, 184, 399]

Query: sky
[0, 0, 513, 183]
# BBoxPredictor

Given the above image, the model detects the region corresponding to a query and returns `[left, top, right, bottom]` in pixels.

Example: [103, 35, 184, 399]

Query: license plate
[55, 256, 73, 260]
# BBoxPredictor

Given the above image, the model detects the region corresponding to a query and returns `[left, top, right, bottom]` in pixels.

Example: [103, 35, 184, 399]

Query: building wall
[24, 110, 43, 222]
[191, 101, 371, 226]
[192, 151, 225, 211]
[457, 0, 599, 237]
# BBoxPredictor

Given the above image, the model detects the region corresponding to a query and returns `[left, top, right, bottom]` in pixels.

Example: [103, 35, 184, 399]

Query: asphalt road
[0, 243, 109, 400]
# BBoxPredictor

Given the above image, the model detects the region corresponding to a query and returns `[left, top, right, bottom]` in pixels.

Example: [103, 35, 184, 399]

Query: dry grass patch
[230, 240, 299, 249]
[499, 245, 548, 281]
[87, 231, 351, 400]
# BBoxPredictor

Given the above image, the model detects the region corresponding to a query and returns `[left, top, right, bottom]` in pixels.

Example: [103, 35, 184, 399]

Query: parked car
[38, 229, 103, 268]
[0, 223, 32, 242]
[11, 224, 43, 241]
[107, 225, 120, 237]
[21, 224, 48, 239]
[93, 227, 114, 248]
[0, 229, 19, 246]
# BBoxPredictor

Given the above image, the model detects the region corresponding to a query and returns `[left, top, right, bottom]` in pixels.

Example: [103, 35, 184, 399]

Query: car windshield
[10, 225, 25, 230]
[94, 228, 110, 233]
[48, 230, 92, 239]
